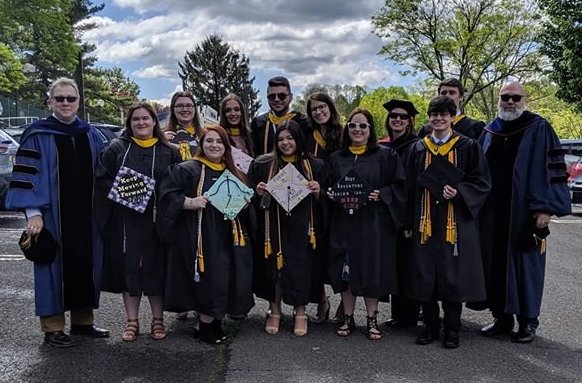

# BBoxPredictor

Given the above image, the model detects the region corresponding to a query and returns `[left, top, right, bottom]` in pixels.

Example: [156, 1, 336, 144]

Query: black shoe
[443, 330, 460, 349]
[70, 324, 110, 338]
[44, 331, 75, 348]
[384, 318, 417, 329]
[480, 318, 514, 337]
[213, 319, 227, 341]
[198, 320, 222, 344]
[512, 325, 536, 343]
[416, 326, 440, 345]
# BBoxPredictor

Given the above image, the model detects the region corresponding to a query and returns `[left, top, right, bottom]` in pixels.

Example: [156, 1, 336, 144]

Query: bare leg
[294, 304, 308, 336]
[265, 282, 282, 335]
[364, 297, 382, 340]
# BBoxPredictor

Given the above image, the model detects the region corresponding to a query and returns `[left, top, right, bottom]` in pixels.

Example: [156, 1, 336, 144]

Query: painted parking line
[552, 219, 582, 223]
[0, 254, 24, 261]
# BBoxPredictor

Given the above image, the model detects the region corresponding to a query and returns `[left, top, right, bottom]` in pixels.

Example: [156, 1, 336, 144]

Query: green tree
[372, 0, 542, 120]
[294, 83, 368, 121]
[0, 43, 26, 93]
[0, 0, 81, 104]
[538, 0, 582, 112]
[84, 67, 140, 125]
[179, 34, 261, 119]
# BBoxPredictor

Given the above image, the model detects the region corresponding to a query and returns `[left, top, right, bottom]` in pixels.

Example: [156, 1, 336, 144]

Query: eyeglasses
[174, 103, 195, 109]
[347, 122, 370, 130]
[52, 96, 78, 103]
[429, 111, 451, 118]
[267, 92, 289, 101]
[500, 94, 524, 102]
[310, 104, 328, 113]
[388, 112, 409, 120]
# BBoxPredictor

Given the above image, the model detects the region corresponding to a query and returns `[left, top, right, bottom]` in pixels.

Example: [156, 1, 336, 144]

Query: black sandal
[366, 311, 382, 340]
[336, 314, 356, 337]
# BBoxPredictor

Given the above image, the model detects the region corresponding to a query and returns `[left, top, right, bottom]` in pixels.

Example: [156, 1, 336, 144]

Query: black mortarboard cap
[382, 99, 419, 116]
[418, 155, 465, 202]
[519, 220, 550, 249]
[19, 228, 57, 264]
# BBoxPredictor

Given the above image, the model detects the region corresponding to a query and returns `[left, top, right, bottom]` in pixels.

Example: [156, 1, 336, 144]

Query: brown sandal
[150, 317, 166, 340]
[294, 314, 308, 337]
[122, 319, 139, 342]
[264, 312, 281, 335]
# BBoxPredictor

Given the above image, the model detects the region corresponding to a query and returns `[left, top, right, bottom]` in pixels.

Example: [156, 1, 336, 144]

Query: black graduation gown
[250, 111, 311, 156]
[247, 156, 326, 306]
[95, 137, 179, 296]
[327, 147, 406, 298]
[404, 135, 491, 302]
[157, 160, 255, 319]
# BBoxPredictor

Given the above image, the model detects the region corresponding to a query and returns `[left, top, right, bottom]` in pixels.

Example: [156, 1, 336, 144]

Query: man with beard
[477, 81, 571, 343]
[250, 76, 311, 156]
[418, 78, 485, 140]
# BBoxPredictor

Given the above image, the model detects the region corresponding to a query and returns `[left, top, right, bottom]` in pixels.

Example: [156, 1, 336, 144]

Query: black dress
[157, 160, 255, 319]
[327, 147, 406, 298]
[95, 137, 180, 296]
[247, 155, 326, 306]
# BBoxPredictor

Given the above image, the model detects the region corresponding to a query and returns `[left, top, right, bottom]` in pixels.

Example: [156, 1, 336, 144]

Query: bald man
[475, 81, 571, 343]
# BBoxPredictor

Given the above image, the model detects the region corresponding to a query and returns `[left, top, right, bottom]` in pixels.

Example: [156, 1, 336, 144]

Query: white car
[0, 128, 19, 210]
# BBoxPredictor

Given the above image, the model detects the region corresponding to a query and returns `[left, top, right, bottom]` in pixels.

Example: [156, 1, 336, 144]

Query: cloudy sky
[83, 0, 411, 110]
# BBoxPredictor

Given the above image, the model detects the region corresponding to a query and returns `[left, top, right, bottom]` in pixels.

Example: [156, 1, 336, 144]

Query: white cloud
[132, 65, 176, 79]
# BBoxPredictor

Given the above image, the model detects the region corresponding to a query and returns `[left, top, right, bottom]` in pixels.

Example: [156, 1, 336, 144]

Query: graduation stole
[349, 145, 367, 155]
[229, 127, 241, 136]
[263, 156, 316, 271]
[131, 137, 158, 148]
[452, 114, 465, 127]
[419, 135, 461, 247]
[193, 162, 245, 282]
[313, 129, 326, 156]
[264, 111, 297, 153]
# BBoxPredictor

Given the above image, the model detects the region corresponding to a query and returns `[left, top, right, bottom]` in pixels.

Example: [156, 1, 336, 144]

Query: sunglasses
[388, 112, 409, 120]
[500, 94, 524, 102]
[347, 122, 370, 130]
[52, 96, 78, 103]
[267, 92, 289, 101]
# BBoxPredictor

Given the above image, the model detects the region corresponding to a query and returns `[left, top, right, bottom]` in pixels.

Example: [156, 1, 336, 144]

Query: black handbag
[18, 228, 58, 264]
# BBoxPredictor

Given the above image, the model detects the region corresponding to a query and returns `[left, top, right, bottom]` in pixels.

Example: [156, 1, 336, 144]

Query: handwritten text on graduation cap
[108, 166, 155, 213]
[332, 169, 370, 215]
[267, 163, 311, 213]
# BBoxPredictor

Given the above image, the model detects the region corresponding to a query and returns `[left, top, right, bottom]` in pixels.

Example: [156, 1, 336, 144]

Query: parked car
[0, 128, 19, 210]
[569, 174, 582, 203]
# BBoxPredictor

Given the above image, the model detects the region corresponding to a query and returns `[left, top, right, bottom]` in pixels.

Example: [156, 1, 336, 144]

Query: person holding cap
[381, 99, 421, 329]
[404, 96, 491, 348]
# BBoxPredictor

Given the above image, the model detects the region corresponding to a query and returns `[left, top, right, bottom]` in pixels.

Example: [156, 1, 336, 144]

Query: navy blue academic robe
[6, 116, 105, 316]
[479, 111, 571, 318]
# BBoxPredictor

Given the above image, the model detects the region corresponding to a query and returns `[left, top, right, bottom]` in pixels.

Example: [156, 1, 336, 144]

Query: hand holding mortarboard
[418, 154, 465, 202]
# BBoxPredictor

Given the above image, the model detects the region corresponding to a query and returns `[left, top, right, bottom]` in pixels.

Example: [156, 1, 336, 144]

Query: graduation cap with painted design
[204, 169, 254, 220]
[332, 168, 371, 215]
[266, 163, 311, 213]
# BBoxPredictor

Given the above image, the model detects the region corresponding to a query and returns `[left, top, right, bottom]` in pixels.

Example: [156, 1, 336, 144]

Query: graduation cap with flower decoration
[332, 168, 371, 215]
[204, 169, 254, 220]
[267, 163, 311, 213]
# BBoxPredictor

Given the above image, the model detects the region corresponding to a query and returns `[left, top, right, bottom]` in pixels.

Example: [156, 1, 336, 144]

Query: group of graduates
[6, 76, 571, 350]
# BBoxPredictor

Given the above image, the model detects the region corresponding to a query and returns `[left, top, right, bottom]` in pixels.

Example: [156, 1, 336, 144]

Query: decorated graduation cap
[266, 163, 311, 213]
[332, 168, 371, 215]
[108, 166, 156, 213]
[203, 169, 254, 220]
[382, 99, 419, 116]
[19, 228, 58, 264]
[231, 147, 253, 174]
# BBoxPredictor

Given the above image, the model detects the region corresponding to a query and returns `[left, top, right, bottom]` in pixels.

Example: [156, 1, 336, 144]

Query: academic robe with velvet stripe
[95, 137, 180, 296]
[5, 116, 105, 316]
[475, 111, 571, 318]
[404, 135, 491, 303]
[247, 155, 326, 306]
[157, 160, 255, 319]
[327, 146, 406, 298]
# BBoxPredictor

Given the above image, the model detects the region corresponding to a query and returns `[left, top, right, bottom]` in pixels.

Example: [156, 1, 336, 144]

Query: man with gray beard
[474, 81, 571, 343]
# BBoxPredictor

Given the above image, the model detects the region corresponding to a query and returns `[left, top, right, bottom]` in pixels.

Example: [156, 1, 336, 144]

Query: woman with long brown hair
[164, 91, 203, 161]
[96, 102, 180, 342]
[219, 93, 254, 156]
[248, 120, 326, 337]
[158, 125, 255, 344]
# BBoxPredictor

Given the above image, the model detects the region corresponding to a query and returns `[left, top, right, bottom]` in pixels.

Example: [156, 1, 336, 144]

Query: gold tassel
[541, 239, 546, 254]
[232, 220, 240, 246]
[198, 252, 205, 273]
[238, 221, 246, 247]
[276, 251, 284, 271]
[264, 210, 272, 258]
[309, 226, 317, 250]
[179, 141, 192, 160]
